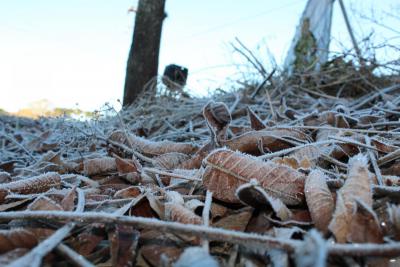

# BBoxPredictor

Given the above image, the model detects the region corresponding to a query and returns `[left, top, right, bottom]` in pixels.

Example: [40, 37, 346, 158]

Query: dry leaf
[83, 157, 117, 176]
[371, 137, 397, 154]
[178, 142, 214, 170]
[0, 198, 31, 212]
[114, 154, 142, 183]
[0, 248, 29, 266]
[130, 194, 164, 219]
[75, 226, 106, 256]
[343, 154, 373, 206]
[154, 152, 190, 170]
[0, 172, 61, 203]
[247, 107, 266, 130]
[348, 200, 383, 243]
[114, 186, 142, 199]
[0, 229, 38, 254]
[202, 148, 305, 205]
[109, 130, 199, 156]
[290, 145, 321, 167]
[212, 208, 253, 231]
[387, 204, 400, 240]
[223, 129, 309, 155]
[236, 181, 292, 221]
[0, 172, 11, 184]
[115, 155, 142, 174]
[61, 188, 76, 211]
[28, 196, 63, 211]
[209, 203, 229, 222]
[329, 154, 373, 242]
[304, 170, 334, 234]
[246, 211, 272, 234]
[165, 203, 203, 225]
[203, 101, 232, 146]
[109, 225, 139, 267]
[273, 156, 312, 171]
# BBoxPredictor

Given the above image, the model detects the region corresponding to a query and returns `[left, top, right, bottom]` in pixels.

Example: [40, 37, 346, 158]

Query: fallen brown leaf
[304, 170, 334, 234]
[202, 148, 305, 205]
[329, 154, 373, 242]
[109, 130, 199, 156]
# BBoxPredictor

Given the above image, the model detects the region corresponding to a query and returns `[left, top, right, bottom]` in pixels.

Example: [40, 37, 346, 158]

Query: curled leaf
[184, 199, 204, 216]
[236, 181, 292, 221]
[247, 107, 266, 130]
[203, 101, 232, 146]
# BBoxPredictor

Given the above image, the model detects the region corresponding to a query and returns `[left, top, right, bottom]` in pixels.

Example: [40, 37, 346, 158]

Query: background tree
[123, 0, 166, 107]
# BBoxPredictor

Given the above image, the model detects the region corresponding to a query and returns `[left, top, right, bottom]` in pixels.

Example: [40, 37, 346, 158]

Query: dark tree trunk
[123, 0, 166, 106]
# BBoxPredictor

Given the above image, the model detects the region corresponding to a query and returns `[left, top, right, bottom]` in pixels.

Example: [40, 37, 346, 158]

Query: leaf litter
[0, 65, 400, 266]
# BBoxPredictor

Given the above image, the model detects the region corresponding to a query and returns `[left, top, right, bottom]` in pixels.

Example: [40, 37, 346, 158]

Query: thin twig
[378, 148, 400, 166]
[202, 190, 213, 252]
[56, 244, 95, 267]
[1, 211, 400, 257]
[274, 125, 400, 136]
[258, 140, 335, 160]
[365, 136, 384, 185]
[142, 167, 202, 182]
[0, 210, 299, 252]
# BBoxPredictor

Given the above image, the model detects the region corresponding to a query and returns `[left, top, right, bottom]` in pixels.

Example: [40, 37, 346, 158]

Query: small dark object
[162, 64, 188, 91]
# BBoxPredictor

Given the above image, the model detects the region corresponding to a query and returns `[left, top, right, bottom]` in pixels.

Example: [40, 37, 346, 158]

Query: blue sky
[0, 0, 399, 112]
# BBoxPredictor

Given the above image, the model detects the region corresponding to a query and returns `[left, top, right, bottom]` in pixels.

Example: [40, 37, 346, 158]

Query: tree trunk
[123, 0, 166, 107]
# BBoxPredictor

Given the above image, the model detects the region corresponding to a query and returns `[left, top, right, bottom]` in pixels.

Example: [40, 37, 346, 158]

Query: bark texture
[123, 0, 166, 106]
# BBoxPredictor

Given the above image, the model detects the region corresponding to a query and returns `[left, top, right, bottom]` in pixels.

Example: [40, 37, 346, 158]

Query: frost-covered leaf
[305, 170, 334, 234]
[329, 154, 373, 242]
[203, 101, 231, 146]
[202, 148, 305, 205]
[109, 130, 199, 156]
[236, 181, 292, 221]
[223, 129, 309, 155]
